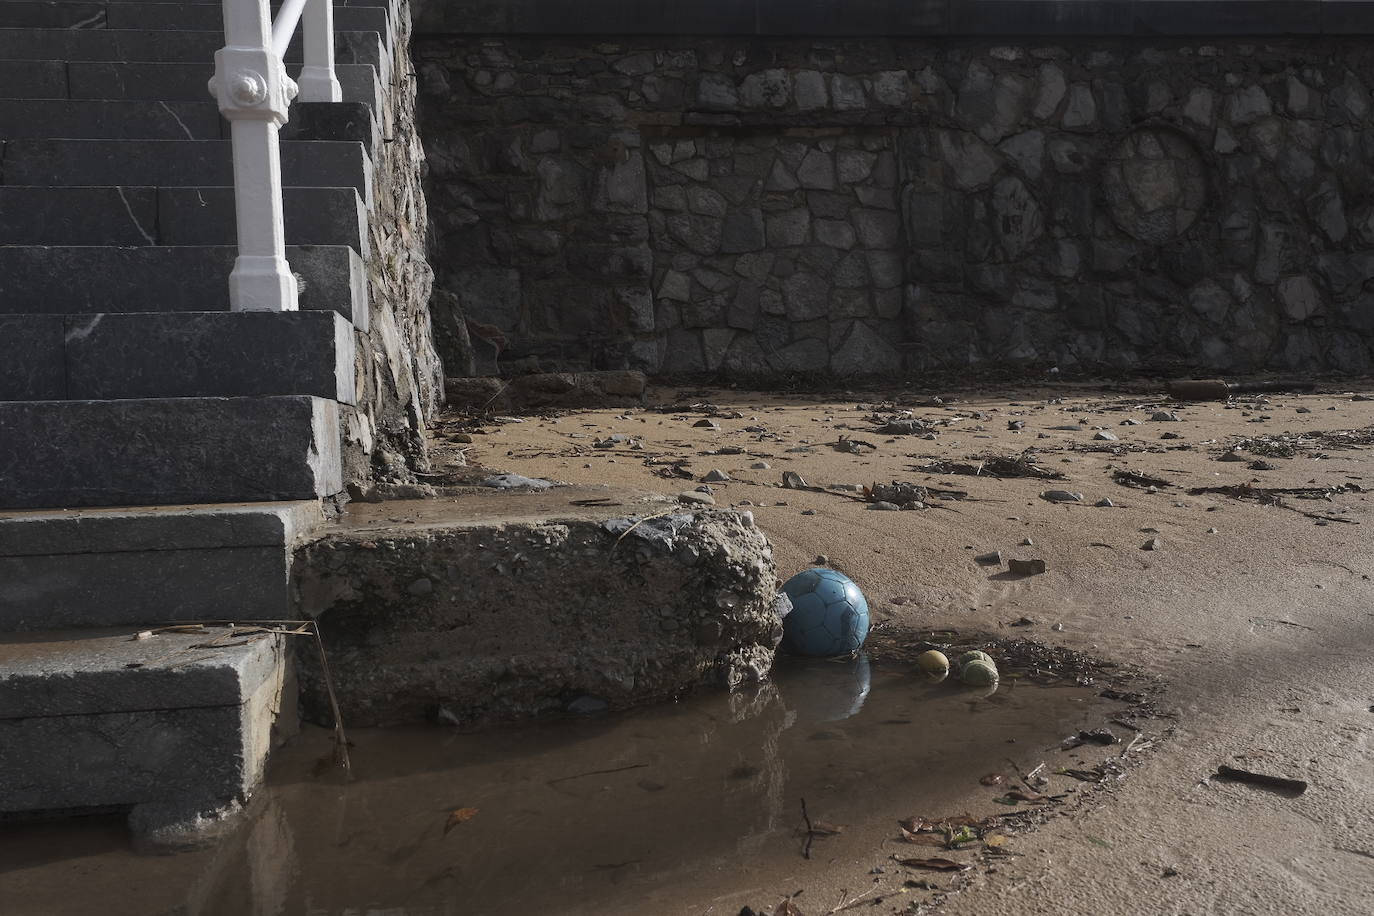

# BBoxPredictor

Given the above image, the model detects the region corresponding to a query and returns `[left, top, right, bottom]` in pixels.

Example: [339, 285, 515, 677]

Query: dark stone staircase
[0, 0, 406, 837]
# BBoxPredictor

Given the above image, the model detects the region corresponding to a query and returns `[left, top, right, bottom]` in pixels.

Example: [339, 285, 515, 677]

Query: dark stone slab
[0, 1, 106, 28]
[0, 99, 222, 140]
[0, 547, 290, 630]
[159, 186, 369, 255]
[64, 311, 355, 403]
[105, 3, 388, 33]
[282, 101, 377, 149]
[2, 139, 372, 206]
[67, 62, 380, 111]
[1131, 1, 1315, 35]
[947, 0, 1138, 35]
[0, 315, 64, 400]
[0, 245, 367, 325]
[0, 395, 342, 509]
[755, 0, 945, 34]
[0, 500, 323, 557]
[0, 187, 159, 245]
[0, 29, 382, 69]
[1323, 0, 1374, 32]
[0, 60, 67, 100]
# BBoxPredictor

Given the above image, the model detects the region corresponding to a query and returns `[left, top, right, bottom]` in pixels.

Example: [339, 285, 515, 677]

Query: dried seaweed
[913, 450, 1066, 480]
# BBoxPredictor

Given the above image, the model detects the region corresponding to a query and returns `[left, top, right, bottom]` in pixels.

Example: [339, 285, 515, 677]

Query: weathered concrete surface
[0, 627, 292, 820]
[444, 369, 648, 410]
[0, 501, 325, 631]
[293, 489, 784, 727]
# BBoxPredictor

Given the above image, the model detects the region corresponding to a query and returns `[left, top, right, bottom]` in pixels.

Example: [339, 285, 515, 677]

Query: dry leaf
[984, 833, 1010, 848]
[774, 900, 804, 916]
[810, 821, 844, 836]
[443, 807, 479, 835]
[898, 816, 930, 834]
[896, 857, 971, 872]
[899, 826, 945, 846]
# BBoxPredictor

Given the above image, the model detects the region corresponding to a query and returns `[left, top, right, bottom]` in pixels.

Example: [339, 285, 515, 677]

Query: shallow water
[0, 657, 1122, 916]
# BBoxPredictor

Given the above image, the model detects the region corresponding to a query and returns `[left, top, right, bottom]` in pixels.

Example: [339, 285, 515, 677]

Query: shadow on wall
[416, 34, 1374, 378]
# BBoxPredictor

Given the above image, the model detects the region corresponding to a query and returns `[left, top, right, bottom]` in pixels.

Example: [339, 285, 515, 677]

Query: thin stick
[1119, 733, 1143, 757]
[546, 763, 648, 786]
[312, 623, 352, 773]
[611, 509, 678, 552]
[828, 883, 883, 914]
[800, 797, 814, 859]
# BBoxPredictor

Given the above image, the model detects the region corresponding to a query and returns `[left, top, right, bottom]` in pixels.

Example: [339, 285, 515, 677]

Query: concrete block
[159, 187, 370, 256]
[0, 500, 324, 631]
[3, 139, 372, 207]
[0, 396, 342, 509]
[0, 60, 67, 99]
[0, 314, 64, 400]
[294, 497, 783, 727]
[63, 311, 356, 403]
[0, 100, 222, 140]
[0, 187, 160, 245]
[0, 628, 288, 815]
[0, 245, 367, 326]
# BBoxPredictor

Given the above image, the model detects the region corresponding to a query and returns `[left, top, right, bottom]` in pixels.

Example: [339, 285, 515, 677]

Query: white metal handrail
[209, 0, 342, 312]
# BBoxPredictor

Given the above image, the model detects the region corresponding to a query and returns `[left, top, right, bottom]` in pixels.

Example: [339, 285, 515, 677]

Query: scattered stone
[1161, 432, 1184, 440]
[975, 551, 1004, 565]
[407, 577, 434, 597]
[1249, 459, 1277, 471]
[693, 419, 721, 430]
[481, 474, 556, 490]
[1094, 431, 1119, 441]
[869, 501, 902, 511]
[815, 555, 829, 565]
[1011, 616, 1036, 627]
[1040, 490, 1084, 503]
[1008, 420, 1026, 430]
[1020, 537, 1035, 546]
[1051, 622, 1065, 632]
[751, 461, 771, 469]
[1009, 558, 1048, 575]
[678, 490, 716, 506]
[1207, 527, 1219, 534]
[1121, 419, 1142, 426]
[567, 696, 610, 716]
[702, 469, 732, 483]
[1296, 407, 1312, 414]
[1096, 498, 1115, 507]
[1151, 410, 1181, 422]
[782, 471, 808, 488]
[1141, 537, 1163, 551]
[1218, 450, 1247, 462]
[717, 446, 745, 455]
[801, 509, 816, 516]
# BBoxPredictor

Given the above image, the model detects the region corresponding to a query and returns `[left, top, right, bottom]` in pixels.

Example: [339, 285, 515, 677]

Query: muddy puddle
[0, 656, 1129, 916]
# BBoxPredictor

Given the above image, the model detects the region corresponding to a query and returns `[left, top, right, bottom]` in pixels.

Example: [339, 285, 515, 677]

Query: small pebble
[801, 509, 816, 516]
[975, 551, 1004, 566]
[814, 555, 829, 565]
[1008, 558, 1047, 575]
[1094, 431, 1119, 441]
[678, 491, 715, 506]
[751, 461, 771, 469]
[1020, 537, 1034, 546]
[1142, 537, 1163, 551]
[693, 419, 720, 430]
[1218, 450, 1247, 462]
[702, 469, 731, 482]
[1151, 411, 1180, 422]
[1051, 622, 1065, 632]
[1095, 498, 1115, 508]
[869, 501, 902, 511]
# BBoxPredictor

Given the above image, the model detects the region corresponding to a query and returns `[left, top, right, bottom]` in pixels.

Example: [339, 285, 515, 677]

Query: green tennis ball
[916, 650, 950, 678]
[957, 650, 994, 669]
[960, 659, 1000, 687]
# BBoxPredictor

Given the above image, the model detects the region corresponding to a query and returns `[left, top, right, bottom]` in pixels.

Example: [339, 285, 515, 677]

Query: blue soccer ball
[779, 568, 870, 657]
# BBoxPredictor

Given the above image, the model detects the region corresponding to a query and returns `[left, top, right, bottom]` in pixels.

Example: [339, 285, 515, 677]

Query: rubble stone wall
[415, 33, 1374, 376]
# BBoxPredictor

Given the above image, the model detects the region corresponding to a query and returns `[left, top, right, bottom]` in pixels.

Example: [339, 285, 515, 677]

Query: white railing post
[298, 0, 342, 103]
[209, 0, 299, 312]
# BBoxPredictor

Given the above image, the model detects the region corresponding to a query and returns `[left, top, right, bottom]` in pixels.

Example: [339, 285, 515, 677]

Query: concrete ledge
[0, 396, 343, 509]
[294, 492, 783, 727]
[412, 0, 1374, 35]
[0, 628, 289, 815]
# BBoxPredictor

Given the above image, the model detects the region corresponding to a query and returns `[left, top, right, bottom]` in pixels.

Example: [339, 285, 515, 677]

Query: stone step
[0, 1, 107, 29]
[57, 61, 380, 110]
[0, 99, 374, 144]
[0, 28, 382, 69]
[97, 2, 388, 34]
[0, 58, 66, 97]
[0, 625, 292, 835]
[0, 245, 368, 327]
[0, 310, 355, 403]
[0, 395, 342, 509]
[0, 186, 368, 254]
[0, 500, 324, 630]
[0, 138, 372, 206]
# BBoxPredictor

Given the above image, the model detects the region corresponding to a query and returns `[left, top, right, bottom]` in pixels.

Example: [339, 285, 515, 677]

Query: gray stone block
[0, 500, 323, 631]
[159, 186, 369, 256]
[0, 187, 160, 245]
[67, 62, 380, 111]
[0, 628, 288, 814]
[0, 60, 67, 99]
[3, 139, 372, 207]
[105, 3, 388, 33]
[0, 245, 367, 327]
[0, 29, 382, 69]
[0, 396, 342, 509]
[0, 100, 222, 140]
[281, 102, 378, 150]
[0, 1, 106, 28]
[64, 311, 356, 404]
[0, 315, 64, 400]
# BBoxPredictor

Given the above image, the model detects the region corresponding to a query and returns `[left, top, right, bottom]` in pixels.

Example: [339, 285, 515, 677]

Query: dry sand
[434, 380, 1374, 916]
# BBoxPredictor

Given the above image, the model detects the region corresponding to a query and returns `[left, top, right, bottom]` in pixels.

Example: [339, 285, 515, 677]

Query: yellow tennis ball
[916, 650, 950, 677]
[957, 650, 994, 669]
[960, 659, 1000, 687]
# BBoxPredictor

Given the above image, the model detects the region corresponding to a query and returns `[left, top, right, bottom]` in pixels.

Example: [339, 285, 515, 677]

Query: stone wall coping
[414, 0, 1374, 37]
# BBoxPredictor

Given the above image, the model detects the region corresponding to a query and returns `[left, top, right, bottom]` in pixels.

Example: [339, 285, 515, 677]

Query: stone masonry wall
[415, 36, 1374, 376]
[343, 0, 445, 485]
